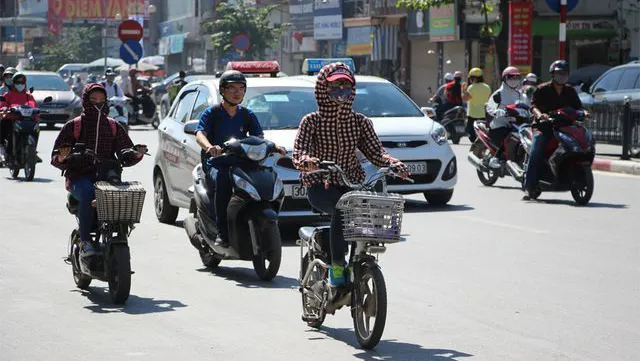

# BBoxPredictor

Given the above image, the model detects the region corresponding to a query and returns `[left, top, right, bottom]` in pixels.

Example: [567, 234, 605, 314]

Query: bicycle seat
[66, 193, 79, 215]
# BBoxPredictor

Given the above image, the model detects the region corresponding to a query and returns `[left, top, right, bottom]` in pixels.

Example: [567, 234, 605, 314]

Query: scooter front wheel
[108, 244, 131, 304]
[353, 263, 387, 350]
[571, 167, 594, 205]
[69, 229, 92, 289]
[252, 224, 282, 281]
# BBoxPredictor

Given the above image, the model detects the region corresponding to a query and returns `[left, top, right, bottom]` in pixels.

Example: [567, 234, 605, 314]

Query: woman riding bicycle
[292, 62, 409, 290]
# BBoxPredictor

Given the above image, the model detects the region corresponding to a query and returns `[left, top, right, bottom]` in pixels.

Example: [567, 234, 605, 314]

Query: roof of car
[288, 74, 392, 84]
[21, 71, 61, 76]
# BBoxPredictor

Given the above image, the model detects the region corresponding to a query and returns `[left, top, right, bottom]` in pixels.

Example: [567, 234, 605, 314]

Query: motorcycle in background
[0, 95, 52, 180]
[519, 107, 595, 205]
[127, 88, 159, 129]
[468, 103, 532, 186]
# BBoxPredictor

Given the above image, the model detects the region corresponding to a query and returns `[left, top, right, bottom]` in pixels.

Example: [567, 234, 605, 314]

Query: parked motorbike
[519, 107, 596, 205]
[468, 103, 532, 186]
[183, 135, 285, 281]
[0, 95, 51, 180]
[127, 89, 159, 129]
[62, 143, 147, 304]
[298, 161, 412, 349]
[108, 96, 129, 133]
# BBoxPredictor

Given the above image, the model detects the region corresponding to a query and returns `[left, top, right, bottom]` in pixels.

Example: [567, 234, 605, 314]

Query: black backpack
[200, 104, 253, 168]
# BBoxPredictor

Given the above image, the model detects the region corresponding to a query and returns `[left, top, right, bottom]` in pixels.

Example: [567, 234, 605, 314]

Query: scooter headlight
[431, 123, 447, 145]
[232, 174, 261, 201]
[272, 177, 284, 201]
[241, 143, 268, 161]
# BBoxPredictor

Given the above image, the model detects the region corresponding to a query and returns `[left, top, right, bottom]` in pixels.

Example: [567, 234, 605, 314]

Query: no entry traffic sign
[118, 20, 144, 42]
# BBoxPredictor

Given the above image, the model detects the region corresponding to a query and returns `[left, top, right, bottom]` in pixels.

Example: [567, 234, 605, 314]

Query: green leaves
[395, 0, 455, 11]
[34, 26, 102, 71]
[203, 1, 290, 61]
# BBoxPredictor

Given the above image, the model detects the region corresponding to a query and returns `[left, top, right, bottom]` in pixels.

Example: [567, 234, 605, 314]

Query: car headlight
[232, 174, 261, 201]
[241, 143, 268, 161]
[272, 176, 284, 201]
[431, 123, 448, 145]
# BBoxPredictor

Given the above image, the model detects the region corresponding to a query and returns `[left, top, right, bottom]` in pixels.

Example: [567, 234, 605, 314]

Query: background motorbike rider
[0, 72, 37, 162]
[439, 71, 465, 116]
[485, 66, 529, 169]
[462, 67, 492, 142]
[1, 67, 17, 95]
[51, 84, 147, 261]
[195, 70, 286, 248]
[524, 60, 584, 200]
[167, 70, 188, 104]
[521, 73, 538, 102]
[429, 72, 454, 121]
[293, 62, 409, 291]
[101, 68, 124, 99]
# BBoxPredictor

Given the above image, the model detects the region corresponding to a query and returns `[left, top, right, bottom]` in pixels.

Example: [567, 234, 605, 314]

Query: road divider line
[455, 215, 549, 235]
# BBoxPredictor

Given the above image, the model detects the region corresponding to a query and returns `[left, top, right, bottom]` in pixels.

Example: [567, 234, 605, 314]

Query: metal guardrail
[584, 99, 640, 160]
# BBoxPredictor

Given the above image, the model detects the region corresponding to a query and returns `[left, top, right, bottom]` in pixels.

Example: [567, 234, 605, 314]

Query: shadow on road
[15, 177, 54, 183]
[72, 288, 187, 315]
[307, 328, 473, 361]
[196, 266, 299, 289]
[535, 198, 627, 209]
[405, 200, 474, 213]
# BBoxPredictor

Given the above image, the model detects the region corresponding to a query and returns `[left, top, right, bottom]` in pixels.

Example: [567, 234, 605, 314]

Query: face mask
[93, 102, 105, 111]
[506, 79, 520, 89]
[14, 84, 25, 92]
[454, 77, 462, 83]
[329, 88, 351, 103]
[553, 74, 569, 85]
[5, 78, 13, 86]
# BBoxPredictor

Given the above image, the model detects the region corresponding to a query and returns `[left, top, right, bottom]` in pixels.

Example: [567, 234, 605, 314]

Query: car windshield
[243, 82, 423, 130]
[27, 74, 70, 91]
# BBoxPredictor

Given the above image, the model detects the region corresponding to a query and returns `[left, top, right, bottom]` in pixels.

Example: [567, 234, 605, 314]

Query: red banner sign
[48, 0, 146, 21]
[508, 2, 533, 74]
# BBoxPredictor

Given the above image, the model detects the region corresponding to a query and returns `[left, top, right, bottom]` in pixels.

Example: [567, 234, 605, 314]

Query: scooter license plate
[286, 184, 308, 199]
[455, 124, 466, 133]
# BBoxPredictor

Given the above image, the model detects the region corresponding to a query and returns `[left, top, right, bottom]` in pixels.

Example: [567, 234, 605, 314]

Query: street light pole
[104, 0, 109, 74]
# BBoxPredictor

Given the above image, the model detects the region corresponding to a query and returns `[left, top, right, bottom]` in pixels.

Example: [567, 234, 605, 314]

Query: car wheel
[154, 172, 179, 224]
[424, 189, 453, 206]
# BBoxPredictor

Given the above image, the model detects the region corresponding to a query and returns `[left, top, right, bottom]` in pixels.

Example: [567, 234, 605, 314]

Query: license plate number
[455, 124, 466, 133]
[406, 161, 428, 175]
[286, 184, 308, 199]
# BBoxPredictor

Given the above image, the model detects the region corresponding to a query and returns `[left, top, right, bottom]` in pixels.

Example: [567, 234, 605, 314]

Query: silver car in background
[23, 71, 82, 128]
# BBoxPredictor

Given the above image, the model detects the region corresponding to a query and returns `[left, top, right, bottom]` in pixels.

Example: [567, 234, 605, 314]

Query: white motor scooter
[109, 96, 129, 133]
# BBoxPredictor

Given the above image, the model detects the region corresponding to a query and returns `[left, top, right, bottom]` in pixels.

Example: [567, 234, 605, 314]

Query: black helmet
[549, 60, 569, 74]
[218, 70, 246, 92]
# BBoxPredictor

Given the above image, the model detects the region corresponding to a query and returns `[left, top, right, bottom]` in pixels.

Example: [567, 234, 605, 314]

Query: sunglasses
[327, 81, 353, 90]
[505, 74, 521, 79]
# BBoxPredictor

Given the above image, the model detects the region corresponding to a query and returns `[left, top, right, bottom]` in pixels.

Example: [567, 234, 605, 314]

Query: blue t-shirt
[195, 104, 263, 146]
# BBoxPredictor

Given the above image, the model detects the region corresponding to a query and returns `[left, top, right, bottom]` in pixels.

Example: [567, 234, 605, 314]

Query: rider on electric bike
[523, 60, 585, 200]
[485, 66, 529, 169]
[51, 84, 147, 262]
[293, 62, 409, 291]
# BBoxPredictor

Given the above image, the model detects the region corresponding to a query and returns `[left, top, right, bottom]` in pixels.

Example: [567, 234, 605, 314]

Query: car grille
[40, 114, 71, 122]
[381, 140, 428, 148]
[388, 160, 442, 185]
[40, 103, 68, 109]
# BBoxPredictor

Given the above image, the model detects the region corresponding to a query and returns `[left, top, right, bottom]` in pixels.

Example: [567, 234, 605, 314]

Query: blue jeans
[307, 185, 349, 266]
[524, 132, 550, 191]
[70, 176, 96, 243]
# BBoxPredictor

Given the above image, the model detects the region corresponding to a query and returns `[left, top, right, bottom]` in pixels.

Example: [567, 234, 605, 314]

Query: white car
[152, 60, 457, 225]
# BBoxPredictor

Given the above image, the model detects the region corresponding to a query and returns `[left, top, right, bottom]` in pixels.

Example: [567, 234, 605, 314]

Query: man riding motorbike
[462, 67, 492, 142]
[1, 67, 17, 95]
[521, 73, 538, 103]
[167, 70, 188, 104]
[523, 60, 584, 200]
[0, 72, 38, 162]
[101, 68, 124, 99]
[292, 62, 409, 290]
[50, 84, 147, 261]
[195, 70, 285, 248]
[485, 66, 529, 169]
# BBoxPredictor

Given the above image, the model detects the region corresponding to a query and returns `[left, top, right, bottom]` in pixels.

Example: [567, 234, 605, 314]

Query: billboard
[48, 0, 147, 20]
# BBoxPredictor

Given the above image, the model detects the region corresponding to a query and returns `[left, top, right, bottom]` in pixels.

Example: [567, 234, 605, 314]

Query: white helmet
[444, 72, 454, 82]
[525, 73, 538, 83]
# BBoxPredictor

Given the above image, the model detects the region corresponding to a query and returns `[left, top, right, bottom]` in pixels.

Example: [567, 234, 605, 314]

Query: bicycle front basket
[336, 191, 405, 243]
[94, 181, 146, 223]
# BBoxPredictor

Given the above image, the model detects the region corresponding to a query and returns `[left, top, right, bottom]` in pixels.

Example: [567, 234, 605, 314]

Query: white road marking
[455, 215, 549, 235]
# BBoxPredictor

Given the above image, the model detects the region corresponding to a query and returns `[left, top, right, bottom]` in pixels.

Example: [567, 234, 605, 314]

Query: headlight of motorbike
[232, 174, 261, 201]
[431, 123, 448, 145]
[272, 177, 284, 201]
[241, 143, 268, 161]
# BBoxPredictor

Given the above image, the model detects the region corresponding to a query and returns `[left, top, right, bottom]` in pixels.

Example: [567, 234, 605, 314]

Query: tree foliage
[203, 1, 289, 61]
[34, 26, 102, 71]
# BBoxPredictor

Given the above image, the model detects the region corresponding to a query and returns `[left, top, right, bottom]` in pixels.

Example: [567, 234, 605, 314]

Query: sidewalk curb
[593, 158, 640, 176]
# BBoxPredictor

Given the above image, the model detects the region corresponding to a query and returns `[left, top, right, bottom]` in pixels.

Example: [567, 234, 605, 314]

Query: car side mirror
[43, 96, 53, 103]
[184, 120, 199, 135]
[420, 106, 436, 118]
[29, 87, 34, 94]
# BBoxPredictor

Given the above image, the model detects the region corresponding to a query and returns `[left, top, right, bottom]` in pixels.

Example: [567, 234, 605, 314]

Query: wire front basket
[94, 181, 146, 223]
[336, 191, 405, 243]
